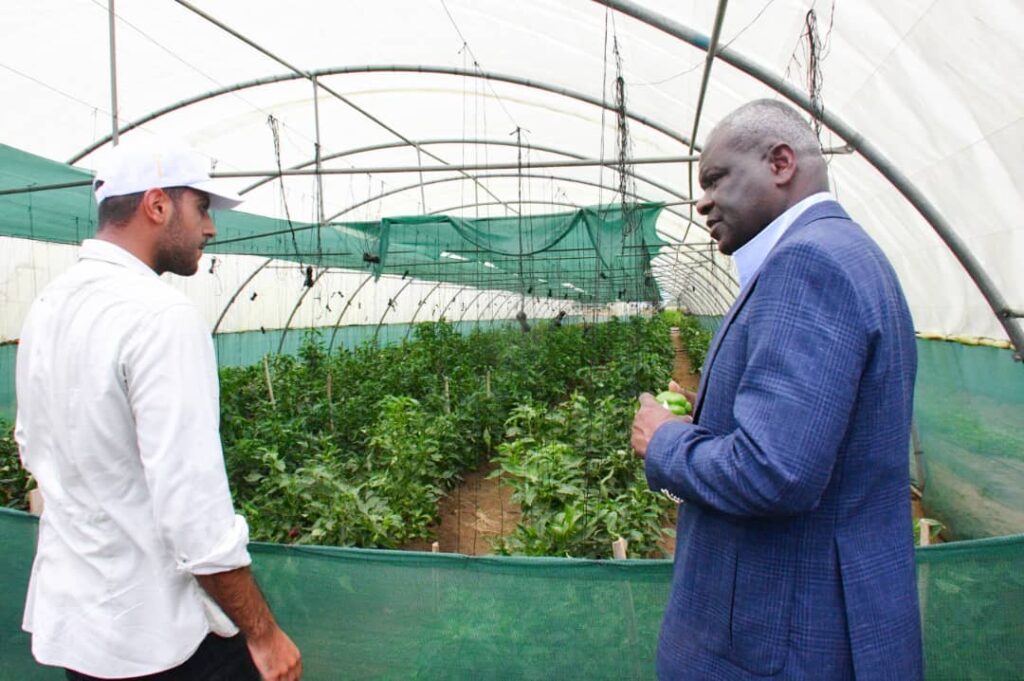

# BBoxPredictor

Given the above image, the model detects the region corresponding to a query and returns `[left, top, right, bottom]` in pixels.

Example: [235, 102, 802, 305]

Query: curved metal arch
[326, 273, 376, 354]
[655, 268, 725, 316]
[661, 264, 728, 314]
[69, 64, 693, 165]
[456, 288, 504, 327]
[239, 137, 691, 204]
[402, 280, 446, 341]
[599, 0, 1024, 359]
[483, 294, 519, 329]
[652, 244, 737, 309]
[655, 267, 722, 314]
[372, 278, 416, 345]
[211, 257, 273, 334]
[276, 267, 330, 355]
[437, 285, 475, 323]
[652, 248, 735, 307]
[491, 294, 529, 324]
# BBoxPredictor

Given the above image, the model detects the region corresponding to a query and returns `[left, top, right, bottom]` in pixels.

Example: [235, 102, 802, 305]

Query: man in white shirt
[16, 139, 302, 680]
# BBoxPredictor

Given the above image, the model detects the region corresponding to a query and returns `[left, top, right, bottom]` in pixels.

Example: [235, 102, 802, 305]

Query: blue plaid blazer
[646, 201, 923, 680]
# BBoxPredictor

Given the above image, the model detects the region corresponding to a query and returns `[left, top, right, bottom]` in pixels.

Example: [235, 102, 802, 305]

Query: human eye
[701, 171, 724, 190]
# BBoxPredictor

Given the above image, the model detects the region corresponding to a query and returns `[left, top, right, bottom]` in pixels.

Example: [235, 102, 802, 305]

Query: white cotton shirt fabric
[732, 192, 835, 290]
[15, 239, 250, 678]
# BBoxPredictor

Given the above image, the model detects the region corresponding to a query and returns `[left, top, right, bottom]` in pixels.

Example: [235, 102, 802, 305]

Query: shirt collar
[79, 238, 159, 278]
[732, 191, 834, 290]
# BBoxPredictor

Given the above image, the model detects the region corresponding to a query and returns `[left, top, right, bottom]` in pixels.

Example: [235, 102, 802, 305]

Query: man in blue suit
[632, 100, 922, 680]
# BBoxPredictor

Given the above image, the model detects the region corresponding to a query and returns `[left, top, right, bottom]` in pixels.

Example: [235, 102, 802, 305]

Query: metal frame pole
[596, 0, 1024, 361]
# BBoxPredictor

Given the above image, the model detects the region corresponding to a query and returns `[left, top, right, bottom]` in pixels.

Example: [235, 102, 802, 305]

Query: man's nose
[205, 218, 217, 239]
[695, 192, 712, 216]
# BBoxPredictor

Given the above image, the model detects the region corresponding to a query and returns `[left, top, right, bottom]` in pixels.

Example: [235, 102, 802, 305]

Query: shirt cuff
[645, 419, 693, 500]
[178, 514, 252, 575]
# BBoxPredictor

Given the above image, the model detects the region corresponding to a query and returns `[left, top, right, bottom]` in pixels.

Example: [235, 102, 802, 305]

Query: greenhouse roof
[0, 0, 1021, 350]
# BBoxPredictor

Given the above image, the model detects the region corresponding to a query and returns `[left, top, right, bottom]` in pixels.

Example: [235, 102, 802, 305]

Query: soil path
[670, 327, 701, 392]
[403, 460, 521, 555]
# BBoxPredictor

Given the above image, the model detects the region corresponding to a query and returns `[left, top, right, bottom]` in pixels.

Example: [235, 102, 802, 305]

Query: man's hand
[668, 380, 697, 407]
[247, 627, 302, 681]
[632, 392, 692, 458]
[196, 567, 302, 680]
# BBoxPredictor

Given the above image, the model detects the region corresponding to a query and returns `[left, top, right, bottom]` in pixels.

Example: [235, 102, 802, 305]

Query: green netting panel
[2, 509, 1022, 680]
[0, 344, 14, 422]
[0, 145, 666, 304]
[0, 509, 669, 680]
[694, 315, 723, 334]
[0, 146, 97, 244]
[206, 204, 666, 304]
[914, 340, 1024, 539]
[212, 319, 568, 369]
[916, 534, 1024, 680]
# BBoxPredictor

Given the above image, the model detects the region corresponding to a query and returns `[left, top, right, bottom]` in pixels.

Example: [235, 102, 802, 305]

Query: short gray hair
[712, 99, 821, 157]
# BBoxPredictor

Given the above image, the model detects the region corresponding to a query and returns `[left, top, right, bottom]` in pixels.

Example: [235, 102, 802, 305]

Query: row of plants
[661, 308, 714, 373]
[219, 314, 684, 556]
[0, 313, 701, 557]
[0, 417, 29, 510]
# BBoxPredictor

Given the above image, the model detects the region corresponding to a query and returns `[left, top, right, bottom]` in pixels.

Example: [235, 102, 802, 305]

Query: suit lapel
[692, 274, 758, 422]
[691, 200, 850, 423]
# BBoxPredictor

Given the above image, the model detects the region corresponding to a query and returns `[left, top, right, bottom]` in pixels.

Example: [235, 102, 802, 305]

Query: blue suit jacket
[646, 201, 922, 680]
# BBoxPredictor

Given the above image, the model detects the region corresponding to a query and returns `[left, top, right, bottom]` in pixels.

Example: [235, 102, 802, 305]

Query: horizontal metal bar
[0, 156, 696, 197]
[212, 156, 696, 178]
[0, 180, 93, 196]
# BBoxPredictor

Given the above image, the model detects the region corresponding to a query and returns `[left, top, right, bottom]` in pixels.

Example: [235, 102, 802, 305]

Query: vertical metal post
[108, 0, 120, 145]
[312, 76, 324, 263]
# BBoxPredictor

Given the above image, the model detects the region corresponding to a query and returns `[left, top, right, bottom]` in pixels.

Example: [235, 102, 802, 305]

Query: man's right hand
[247, 626, 302, 681]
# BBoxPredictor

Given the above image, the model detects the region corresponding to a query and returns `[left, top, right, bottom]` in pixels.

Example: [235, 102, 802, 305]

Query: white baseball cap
[92, 137, 243, 210]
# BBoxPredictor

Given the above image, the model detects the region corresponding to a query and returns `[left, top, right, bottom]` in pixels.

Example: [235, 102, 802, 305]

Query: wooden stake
[326, 370, 335, 432]
[612, 537, 628, 560]
[431, 541, 440, 553]
[28, 489, 44, 516]
[443, 375, 451, 414]
[262, 356, 276, 406]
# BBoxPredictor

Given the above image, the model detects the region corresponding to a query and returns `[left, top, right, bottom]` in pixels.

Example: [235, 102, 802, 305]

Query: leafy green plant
[491, 394, 673, 558]
[0, 417, 31, 510]
[217, 316, 682, 554]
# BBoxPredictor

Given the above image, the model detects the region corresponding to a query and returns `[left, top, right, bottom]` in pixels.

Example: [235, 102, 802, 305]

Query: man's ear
[767, 143, 798, 186]
[139, 188, 173, 225]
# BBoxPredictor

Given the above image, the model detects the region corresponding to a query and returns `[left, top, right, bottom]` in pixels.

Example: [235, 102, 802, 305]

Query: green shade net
[2, 509, 1022, 680]
[0, 144, 666, 304]
[205, 204, 666, 305]
[913, 341, 1024, 539]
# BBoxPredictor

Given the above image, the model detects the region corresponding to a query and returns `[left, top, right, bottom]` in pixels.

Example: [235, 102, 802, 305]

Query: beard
[153, 207, 202, 276]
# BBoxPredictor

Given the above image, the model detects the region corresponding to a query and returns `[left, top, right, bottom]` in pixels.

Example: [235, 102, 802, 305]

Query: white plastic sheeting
[1, 1, 1021, 344]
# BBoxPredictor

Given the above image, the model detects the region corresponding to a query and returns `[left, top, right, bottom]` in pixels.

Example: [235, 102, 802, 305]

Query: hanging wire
[267, 115, 307, 278]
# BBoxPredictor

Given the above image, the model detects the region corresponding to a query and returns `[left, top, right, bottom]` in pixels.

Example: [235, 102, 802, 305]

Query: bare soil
[402, 460, 521, 555]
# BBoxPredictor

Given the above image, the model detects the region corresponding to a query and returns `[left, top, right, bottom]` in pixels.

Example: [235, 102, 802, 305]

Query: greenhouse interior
[1, 1, 1021, 679]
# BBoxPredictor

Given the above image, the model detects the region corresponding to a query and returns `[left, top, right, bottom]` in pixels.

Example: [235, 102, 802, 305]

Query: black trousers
[65, 633, 260, 681]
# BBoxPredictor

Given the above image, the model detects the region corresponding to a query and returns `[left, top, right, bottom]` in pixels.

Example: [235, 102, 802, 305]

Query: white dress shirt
[15, 239, 250, 677]
[732, 192, 835, 290]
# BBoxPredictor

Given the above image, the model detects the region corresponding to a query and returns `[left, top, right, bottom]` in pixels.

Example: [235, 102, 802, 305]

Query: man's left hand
[632, 392, 692, 458]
